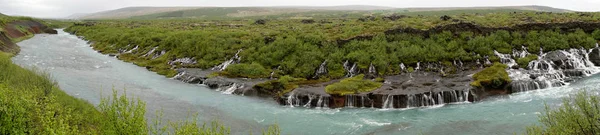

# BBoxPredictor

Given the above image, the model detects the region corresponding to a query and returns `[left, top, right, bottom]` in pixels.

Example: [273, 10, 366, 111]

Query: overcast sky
[1, 0, 599, 18]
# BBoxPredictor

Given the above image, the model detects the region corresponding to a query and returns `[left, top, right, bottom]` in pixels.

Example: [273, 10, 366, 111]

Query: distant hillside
[77, 7, 201, 19]
[72, 5, 571, 20]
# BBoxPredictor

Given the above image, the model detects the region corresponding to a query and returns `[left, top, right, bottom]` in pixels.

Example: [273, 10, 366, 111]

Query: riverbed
[11, 30, 600, 135]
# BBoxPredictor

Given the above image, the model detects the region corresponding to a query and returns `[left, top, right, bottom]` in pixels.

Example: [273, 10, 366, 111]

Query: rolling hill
[71, 5, 571, 20]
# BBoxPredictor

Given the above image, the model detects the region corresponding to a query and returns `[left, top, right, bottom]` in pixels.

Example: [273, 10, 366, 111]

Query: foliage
[526, 90, 600, 135]
[471, 63, 511, 89]
[517, 55, 538, 68]
[0, 53, 102, 134]
[65, 12, 600, 80]
[98, 90, 147, 134]
[221, 63, 271, 78]
[325, 74, 383, 95]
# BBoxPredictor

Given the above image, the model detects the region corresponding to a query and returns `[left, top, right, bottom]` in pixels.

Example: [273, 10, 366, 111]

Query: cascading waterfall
[314, 60, 328, 78]
[212, 49, 242, 71]
[344, 61, 358, 77]
[287, 92, 296, 107]
[502, 47, 600, 92]
[495, 50, 518, 67]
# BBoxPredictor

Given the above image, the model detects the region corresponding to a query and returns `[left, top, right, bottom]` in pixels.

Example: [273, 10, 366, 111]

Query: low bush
[517, 54, 538, 68]
[527, 90, 600, 135]
[221, 63, 271, 78]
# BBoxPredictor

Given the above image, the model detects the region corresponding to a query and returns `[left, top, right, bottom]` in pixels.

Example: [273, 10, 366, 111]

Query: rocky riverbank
[171, 45, 600, 109]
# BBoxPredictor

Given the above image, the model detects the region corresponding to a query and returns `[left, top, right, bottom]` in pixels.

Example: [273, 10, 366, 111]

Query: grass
[470, 63, 511, 89]
[0, 52, 103, 134]
[325, 74, 383, 95]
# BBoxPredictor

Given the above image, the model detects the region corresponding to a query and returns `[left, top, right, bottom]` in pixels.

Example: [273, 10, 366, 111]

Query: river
[10, 30, 600, 135]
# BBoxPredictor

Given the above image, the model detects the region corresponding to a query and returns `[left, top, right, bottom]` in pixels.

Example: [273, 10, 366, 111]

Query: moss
[325, 74, 383, 95]
[517, 54, 538, 68]
[471, 63, 511, 89]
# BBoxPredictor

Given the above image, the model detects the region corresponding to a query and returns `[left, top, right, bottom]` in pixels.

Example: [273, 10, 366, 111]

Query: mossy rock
[471, 63, 511, 89]
[325, 74, 383, 95]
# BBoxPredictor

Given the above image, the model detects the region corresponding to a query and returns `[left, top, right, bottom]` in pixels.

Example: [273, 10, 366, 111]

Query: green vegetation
[66, 12, 600, 80]
[517, 55, 539, 68]
[0, 52, 102, 134]
[526, 90, 600, 135]
[471, 63, 511, 89]
[325, 74, 383, 95]
[221, 63, 271, 78]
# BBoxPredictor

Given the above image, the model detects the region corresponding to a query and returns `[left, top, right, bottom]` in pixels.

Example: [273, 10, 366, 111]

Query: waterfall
[152, 50, 166, 59]
[400, 63, 406, 73]
[222, 83, 240, 94]
[494, 50, 518, 68]
[316, 96, 323, 108]
[415, 62, 421, 71]
[368, 63, 377, 75]
[143, 47, 158, 57]
[314, 60, 328, 78]
[304, 95, 315, 108]
[484, 56, 492, 65]
[346, 95, 354, 108]
[382, 95, 393, 109]
[437, 93, 444, 104]
[509, 48, 600, 92]
[345, 62, 358, 77]
[286, 92, 295, 107]
[212, 49, 242, 71]
[513, 46, 530, 58]
[125, 45, 139, 53]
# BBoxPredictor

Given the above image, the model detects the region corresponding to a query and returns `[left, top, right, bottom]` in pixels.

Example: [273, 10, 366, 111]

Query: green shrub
[221, 63, 270, 78]
[471, 63, 510, 89]
[517, 55, 538, 68]
[527, 90, 600, 135]
[325, 74, 383, 95]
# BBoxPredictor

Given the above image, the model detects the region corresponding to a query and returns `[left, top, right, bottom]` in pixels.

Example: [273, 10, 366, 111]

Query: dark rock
[43, 28, 58, 34]
[301, 19, 315, 24]
[254, 19, 266, 25]
[590, 48, 600, 66]
[382, 14, 408, 21]
[440, 15, 452, 21]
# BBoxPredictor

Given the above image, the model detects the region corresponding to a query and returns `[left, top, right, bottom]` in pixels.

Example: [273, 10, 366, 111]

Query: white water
[10, 30, 600, 135]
